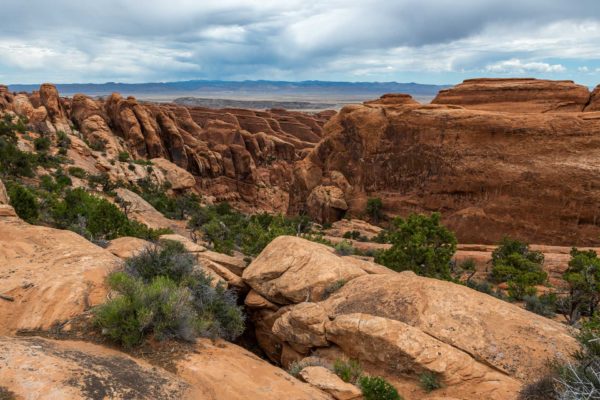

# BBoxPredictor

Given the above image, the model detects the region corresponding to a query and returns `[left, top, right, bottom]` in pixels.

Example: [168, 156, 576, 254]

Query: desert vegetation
[95, 240, 244, 348]
[375, 212, 457, 279]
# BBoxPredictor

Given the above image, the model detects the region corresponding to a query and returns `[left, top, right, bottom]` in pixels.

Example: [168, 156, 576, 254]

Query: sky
[1, 0, 600, 86]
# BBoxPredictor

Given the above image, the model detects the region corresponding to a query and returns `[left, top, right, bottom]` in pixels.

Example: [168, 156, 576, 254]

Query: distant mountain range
[6, 80, 450, 106]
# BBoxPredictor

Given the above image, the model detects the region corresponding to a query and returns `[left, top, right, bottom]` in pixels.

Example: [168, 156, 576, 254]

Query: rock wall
[291, 79, 600, 245]
[0, 83, 331, 213]
[432, 78, 591, 113]
[4, 79, 600, 245]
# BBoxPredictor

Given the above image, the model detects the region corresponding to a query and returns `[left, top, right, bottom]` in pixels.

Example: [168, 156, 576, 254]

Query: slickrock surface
[243, 236, 579, 399]
[0, 336, 191, 400]
[0, 213, 118, 335]
[175, 339, 331, 400]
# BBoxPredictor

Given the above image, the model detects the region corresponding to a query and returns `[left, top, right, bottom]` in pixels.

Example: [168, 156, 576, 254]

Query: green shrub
[133, 177, 200, 220]
[343, 230, 361, 240]
[118, 151, 130, 162]
[334, 240, 354, 256]
[94, 273, 196, 348]
[0, 386, 17, 400]
[95, 242, 245, 347]
[133, 159, 153, 166]
[561, 248, 600, 324]
[523, 293, 557, 317]
[68, 166, 87, 179]
[358, 376, 401, 400]
[490, 238, 546, 300]
[125, 240, 195, 283]
[323, 279, 346, 299]
[187, 204, 311, 256]
[333, 358, 363, 384]
[0, 135, 36, 177]
[34, 136, 51, 152]
[8, 183, 39, 223]
[419, 371, 442, 392]
[518, 375, 558, 400]
[366, 197, 383, 223]
[89, 139, 106, 151]
[56, 131, 71, 149]
[51, 188, 166, 240]
[577, 313, 600, 359]
[375, 213, 457, 279]
[287, 359, 324, 378]
[88, 172, 122, 194]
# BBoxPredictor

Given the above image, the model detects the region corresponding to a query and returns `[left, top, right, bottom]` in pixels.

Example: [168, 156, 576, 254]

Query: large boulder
[0, 214, 119, 334]
[306, 185, 348, 224]
[113, 188, 185, 233]
[299, 366, 362, 400]
[325, 314, 521, 399]
[151, 157, 196, 190]
[243, 236, 367, 304]
[0, 336, 329, 400]
[244, 236, 580, 399]
[318, 272, 577, 381]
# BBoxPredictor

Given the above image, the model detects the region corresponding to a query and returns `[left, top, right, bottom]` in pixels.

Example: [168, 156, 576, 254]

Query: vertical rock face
[291, 80, 600, 245]
[39, 83, 72, 134]
[1, 83, 332, 213]
[586, 84, 600, 111]
[0, 179, 8, 205]
[432, 78, 592, 113]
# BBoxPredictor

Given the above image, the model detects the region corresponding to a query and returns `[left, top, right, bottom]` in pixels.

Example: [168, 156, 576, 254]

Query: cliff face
[4, 78, 600, 245]
[0, 84, 331, 213]
[291, 79, 600, 245]
[432, 77, 592, 113]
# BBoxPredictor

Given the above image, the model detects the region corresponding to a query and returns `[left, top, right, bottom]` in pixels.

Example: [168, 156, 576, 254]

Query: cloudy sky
[1, 0, 600, 86]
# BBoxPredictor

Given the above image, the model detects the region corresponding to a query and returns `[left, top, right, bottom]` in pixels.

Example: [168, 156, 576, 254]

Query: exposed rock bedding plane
[290, 78, 600, 245]
[243, 236, 579, 399]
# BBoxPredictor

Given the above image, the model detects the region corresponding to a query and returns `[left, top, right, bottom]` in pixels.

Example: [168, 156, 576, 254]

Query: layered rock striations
[291, 78, 600, 245]
[4, 79, 600, 245]
[242, 236, 578, 399]
[432, 78, 592, 113]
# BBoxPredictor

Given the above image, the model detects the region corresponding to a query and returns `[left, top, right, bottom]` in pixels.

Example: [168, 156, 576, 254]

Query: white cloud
[485, 59, 566, 74]
[0, 1, 599, 84]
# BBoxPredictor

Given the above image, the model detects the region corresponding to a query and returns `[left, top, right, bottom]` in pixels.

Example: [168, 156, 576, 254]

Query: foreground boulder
[243, 236, 579, 399]
[242, 236, 368, 304]
[0, 336, 329, 400]
[175, 339, 331, 400]
[0, 213, 119, 335]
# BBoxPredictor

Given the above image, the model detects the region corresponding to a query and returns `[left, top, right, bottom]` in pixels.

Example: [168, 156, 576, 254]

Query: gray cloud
[0, 0, 599, 85]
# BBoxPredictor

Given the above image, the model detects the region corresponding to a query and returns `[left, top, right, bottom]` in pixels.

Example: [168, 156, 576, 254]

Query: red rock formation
[0, 83, 332, 212]
[586, 84, 600, 111]
[432, 78, 591, 113]
[291, 88, 600, 246]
